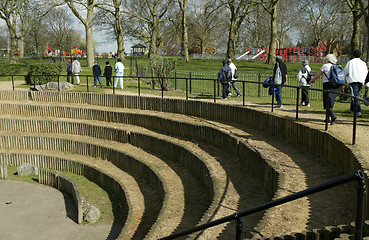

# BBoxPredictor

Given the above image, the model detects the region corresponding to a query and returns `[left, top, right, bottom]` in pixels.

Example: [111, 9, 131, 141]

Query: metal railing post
[353, 97, 357, 145]
[11, 75, 14, 90]
[235, 215, 243, 240]
[242, 81, 245, 106]
[113, 76, 115, 94]
[258, 73, 261, 97]
[296, 87, 300, 120]
[186, 78, 188, 100]
[86, 76, 89, 93]
[271, 84, 275, 112]
[214, 80, 216, 103]
[325, 90, 329, 131]
[161, 77, 164, 99]
[189, 72, 192, 94]
[57, 75, 60, 92]
[138, 77, 141, 96]
[175, 71, 177, 90]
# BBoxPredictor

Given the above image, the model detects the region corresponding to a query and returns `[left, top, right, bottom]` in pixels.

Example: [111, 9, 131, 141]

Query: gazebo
[131, 43, 147, 56]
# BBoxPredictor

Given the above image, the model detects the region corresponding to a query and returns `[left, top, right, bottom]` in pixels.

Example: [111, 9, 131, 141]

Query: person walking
[344, 49, 368, 117]
[218, 60, 232, 99]
[71, 57, 82, 85]
[92, 60, 103, 88]
[309, 54, 340, 125]
[272, 55, 288, 108]
[66, 58, 72, 83]
[297, 60, 312, 107]
[114, 58, 124, 89]
[103, 61, 113, 87]
[227, 59, 242, 97]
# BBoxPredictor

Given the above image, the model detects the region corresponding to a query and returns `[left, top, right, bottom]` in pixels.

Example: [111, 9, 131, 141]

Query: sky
[0, 6, 137, 55]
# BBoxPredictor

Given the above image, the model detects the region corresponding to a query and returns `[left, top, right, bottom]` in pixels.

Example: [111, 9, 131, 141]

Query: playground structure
[165, 38, 181, 56]
[47, 45, 85, 57]
[238, 46, 327, 63]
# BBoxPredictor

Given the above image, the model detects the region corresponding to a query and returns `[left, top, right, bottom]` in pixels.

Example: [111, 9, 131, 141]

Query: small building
[131, 44, 147, 56]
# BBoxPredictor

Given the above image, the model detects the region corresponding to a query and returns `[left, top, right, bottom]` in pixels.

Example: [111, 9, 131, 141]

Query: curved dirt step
[0, 116, 237, 238]
[0, 132, 184, 239]
[0, 149, 143, 239]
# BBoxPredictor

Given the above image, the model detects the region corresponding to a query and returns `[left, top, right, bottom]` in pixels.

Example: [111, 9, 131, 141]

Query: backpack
[324, 64, 345, 88]
[274, 63, 282, 84]
[234, 69, 238, 79]
[301, 67, 311, 82]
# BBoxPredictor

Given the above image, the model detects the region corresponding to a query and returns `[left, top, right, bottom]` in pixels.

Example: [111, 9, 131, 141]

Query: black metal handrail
[160, 170, 366, 240]
[1, 73, 368, 145]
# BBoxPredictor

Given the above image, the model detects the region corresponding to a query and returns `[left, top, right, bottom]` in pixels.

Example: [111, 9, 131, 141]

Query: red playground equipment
[242, 46, 327, 63]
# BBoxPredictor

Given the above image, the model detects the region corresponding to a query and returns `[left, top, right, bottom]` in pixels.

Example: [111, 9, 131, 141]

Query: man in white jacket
[227, 59, 241, 97]
[344, 49, 368, 117]
[71, 57, 82, 85]
[114, 58, 124, 89]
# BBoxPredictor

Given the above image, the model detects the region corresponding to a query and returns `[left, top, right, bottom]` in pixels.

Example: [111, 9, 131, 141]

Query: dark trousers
[301, 87, 309, 104]
[222, 82, 230, 98]
[67, 72, 72, 83]
[349, 82, 362, 113]
[106, 77, 112, 86]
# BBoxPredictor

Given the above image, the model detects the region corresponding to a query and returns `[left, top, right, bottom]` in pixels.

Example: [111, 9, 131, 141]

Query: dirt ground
[0, 81, 367, 239]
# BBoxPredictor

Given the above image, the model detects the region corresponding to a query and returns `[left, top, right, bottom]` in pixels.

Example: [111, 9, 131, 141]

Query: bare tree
[178, 0, 189, 62]
[356, 0, 369, 59]
[188, 1, 225, 54]
[96, 0, 125, 59]
[124, 0, 173, 57]
[346, 0, 362, 53]
[259, 0, 280, 64]
[65, 0, 97, 67]
[0, 0, 57, 63]
[223, 0, 257, 60]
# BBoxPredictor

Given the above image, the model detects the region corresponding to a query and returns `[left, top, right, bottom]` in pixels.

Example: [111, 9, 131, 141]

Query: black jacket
[104, 65, 113, 77]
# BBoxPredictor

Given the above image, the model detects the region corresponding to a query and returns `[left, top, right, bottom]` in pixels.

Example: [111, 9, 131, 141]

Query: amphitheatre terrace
[0, 86, 368, 240]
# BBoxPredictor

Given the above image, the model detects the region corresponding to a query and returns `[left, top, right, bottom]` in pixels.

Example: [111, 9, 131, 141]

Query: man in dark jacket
[92, 60, 103, 88]
[66, 58, 72, 83]
[218, 60, 232, 99]
[103, 61, 113, 86]
[272, 55, 288, 108]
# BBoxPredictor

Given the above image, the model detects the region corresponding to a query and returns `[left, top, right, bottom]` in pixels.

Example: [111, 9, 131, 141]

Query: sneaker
[331, 116, 337, 125]
[300, 102, 305, 106]
[93, 86, 96, 88]
[100, 85, 103, 88]
[228, 93, 232, 97]
[276, 104, 283, 109]
[357, 112, 362, 117]
[306, 103, 310, 107]
[221, 97, 228, 100]
[237, 94, 241, 97]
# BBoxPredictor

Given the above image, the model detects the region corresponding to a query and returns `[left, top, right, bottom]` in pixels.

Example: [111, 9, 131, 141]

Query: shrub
[25, 63, 62, 85]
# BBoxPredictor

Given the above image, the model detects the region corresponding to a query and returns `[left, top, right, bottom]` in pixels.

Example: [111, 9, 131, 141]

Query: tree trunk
[180, 0, 189, 62]
[85, 4, 94, 67]
[267, 1, 278, 64]
[350, 1, 361, 54]
[115, 7, 125, 60]
[149, 18, 159, 58]
[19, 36, 24, 58]
[227, 17, 236, 60]
[9, 32, 18, 64]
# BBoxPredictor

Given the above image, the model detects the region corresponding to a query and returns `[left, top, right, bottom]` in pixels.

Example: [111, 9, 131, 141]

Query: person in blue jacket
[218, 60, 232, 99]
[92, 60, 103, 88]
